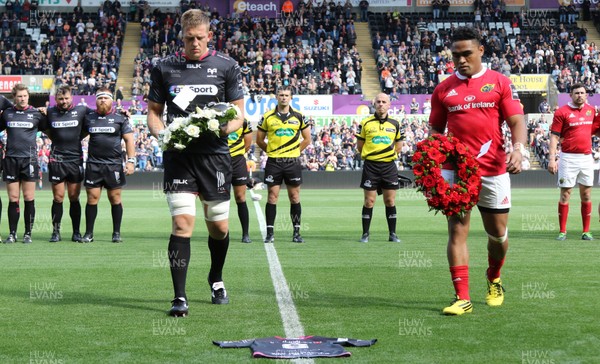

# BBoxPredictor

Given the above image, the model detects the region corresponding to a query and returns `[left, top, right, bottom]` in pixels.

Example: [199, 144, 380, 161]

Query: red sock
[487, 256, 505, 281]
[450, 265, 470, 301]
[558, 202, 569, 233]
[581, 201, 592, 233]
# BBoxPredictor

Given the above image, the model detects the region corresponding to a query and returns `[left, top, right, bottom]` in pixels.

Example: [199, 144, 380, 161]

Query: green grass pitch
[0, 188, 598, 363]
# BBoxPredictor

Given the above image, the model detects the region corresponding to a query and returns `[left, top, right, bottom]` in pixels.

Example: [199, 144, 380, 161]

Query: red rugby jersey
[550, 102, 595, 154]
[429, 68, 524, 176]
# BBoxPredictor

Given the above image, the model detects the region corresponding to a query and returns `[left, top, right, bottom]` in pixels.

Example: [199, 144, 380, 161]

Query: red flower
[455, 142, 467, 155]
[427, 148, 446, 164]
[412, 134, 480, 218]
[422, 174, 436, 189]
[412, 151, 423, 162]
[413, 163, 425, 176]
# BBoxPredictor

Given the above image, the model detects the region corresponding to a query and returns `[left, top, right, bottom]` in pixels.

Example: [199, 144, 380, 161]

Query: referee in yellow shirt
[256, 86, 311, 243]
[356, 93, 404, 243]
[229, 119, 253, 243]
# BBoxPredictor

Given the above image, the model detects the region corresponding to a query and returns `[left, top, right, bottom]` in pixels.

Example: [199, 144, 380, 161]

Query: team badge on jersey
[480, 84, 495, 93]
[586, 110, 593, 116]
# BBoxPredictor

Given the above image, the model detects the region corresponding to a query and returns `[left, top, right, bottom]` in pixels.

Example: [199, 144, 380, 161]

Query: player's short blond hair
[181, 9, 211, 32]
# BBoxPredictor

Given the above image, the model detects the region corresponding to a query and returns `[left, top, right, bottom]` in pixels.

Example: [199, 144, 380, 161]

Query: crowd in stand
[5, 1, 600, 172]
[2, 1, 126, 96]
[135, 0, 364, 98]
[372, 2, 600, 97]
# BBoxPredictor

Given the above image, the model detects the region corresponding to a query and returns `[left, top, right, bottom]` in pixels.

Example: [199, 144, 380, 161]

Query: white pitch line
[250, 190, 314, 364]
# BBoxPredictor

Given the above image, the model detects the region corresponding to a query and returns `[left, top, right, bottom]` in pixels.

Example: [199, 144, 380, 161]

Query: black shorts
[264, 157, 302, 186]
[163, 151, 231, 201]
[84, 162, 126, 189]
[360, 160, 399, 191]
[2, 156, 39, 182]
[49, 160, 84, 184]
[231, 154, 249, 187]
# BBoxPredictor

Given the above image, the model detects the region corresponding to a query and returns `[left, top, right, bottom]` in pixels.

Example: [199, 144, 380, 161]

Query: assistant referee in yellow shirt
[356, 93, 404, 243]
[256, 86, 311, 244]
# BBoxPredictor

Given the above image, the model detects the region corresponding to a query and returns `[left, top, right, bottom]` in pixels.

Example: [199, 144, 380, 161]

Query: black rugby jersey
[46, 105, 89, 161]
[0, 106, 48, 158]
[148, 51, 244, 154]
[213, 336, 377, 359]
[82, 110, 133, 164]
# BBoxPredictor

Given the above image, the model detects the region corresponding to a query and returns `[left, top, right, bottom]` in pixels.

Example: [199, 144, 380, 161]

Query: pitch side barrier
[36, 170, 561, 190]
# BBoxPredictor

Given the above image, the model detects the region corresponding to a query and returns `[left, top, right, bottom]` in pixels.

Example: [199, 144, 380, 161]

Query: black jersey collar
[57, 104, 75, 113]
[374, 112, 389, 123]
[13, 105, 33, 112]
[183, 49, 215, 62]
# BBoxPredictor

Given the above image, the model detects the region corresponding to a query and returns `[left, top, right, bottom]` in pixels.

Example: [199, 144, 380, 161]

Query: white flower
[207, 119, 220, 132]
[184, 124, 200, 138]
[169, 119, 184, 131]
[162, 129, 172, 143]
[174, 143, 186, 150]
[203, 109, 218, 119]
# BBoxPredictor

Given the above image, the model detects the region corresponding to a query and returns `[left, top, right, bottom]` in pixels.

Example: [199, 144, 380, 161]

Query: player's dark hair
[570, 83, 587, 93]
[11, 83, 29, 97]
[277, 85, 293, 95]
[56, 85, 72, 97]
[451, 27, 482, 46]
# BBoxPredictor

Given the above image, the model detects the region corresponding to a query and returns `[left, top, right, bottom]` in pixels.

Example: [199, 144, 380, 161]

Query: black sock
[85, 204, 98, 234]
[52, 200, 63, 232]
[386, 206, 397, 234]
[24, 200, 35, 234]
[265, 203, 276, 235]
[111, 203, 123, 233]
[70, 200, 81, 234]
[168, 234, 191, 299]
[208, 234, 230, 284]
[237, 201, 249, 235]
[362, 206, 373, 235]
[0, 197, 3, 227]
[290, 203, 301, 234]
[8, 201, 19, 234]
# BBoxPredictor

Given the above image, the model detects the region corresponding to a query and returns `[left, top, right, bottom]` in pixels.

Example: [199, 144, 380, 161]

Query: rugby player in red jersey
[548, 84, 596, 241]
[429, 27, 527, 315]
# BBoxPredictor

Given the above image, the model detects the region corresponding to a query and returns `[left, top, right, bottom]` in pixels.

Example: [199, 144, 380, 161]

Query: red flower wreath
[411, 134, 482, 218]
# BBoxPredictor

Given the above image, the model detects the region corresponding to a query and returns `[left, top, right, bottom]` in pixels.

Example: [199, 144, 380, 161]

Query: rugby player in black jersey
[80, 87, 136, 244]
[0, 95, 12, 240]
[0, 84, 48, 244]
[44, 85, 89, 243]
[147, 9, 244, 317]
